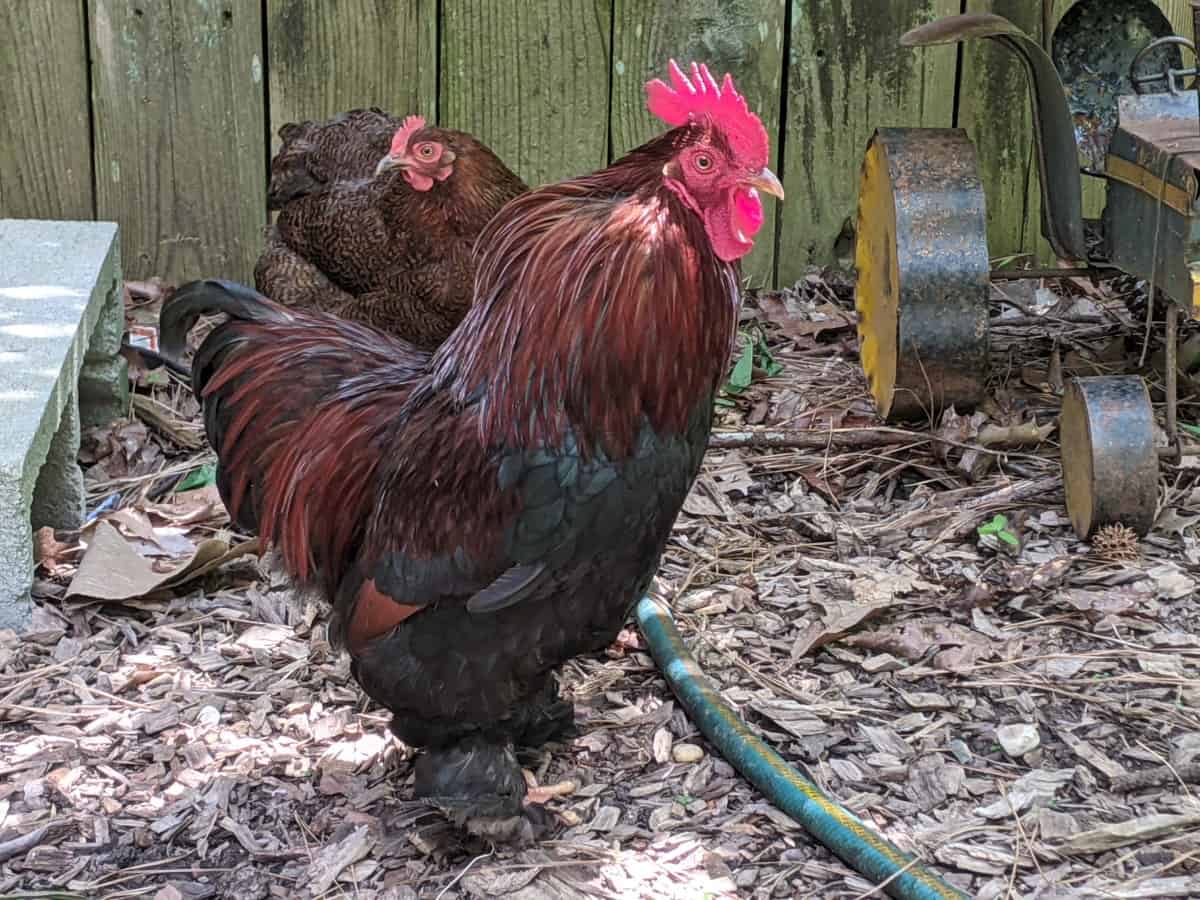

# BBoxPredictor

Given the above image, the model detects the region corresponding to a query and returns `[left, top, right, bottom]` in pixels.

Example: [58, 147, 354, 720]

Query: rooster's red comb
[645, 60, 769, 167]
[389, 115, 426, 157]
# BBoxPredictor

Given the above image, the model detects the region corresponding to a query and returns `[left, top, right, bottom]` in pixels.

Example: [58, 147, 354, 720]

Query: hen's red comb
[389, 115, 426, 157]
[645, 61, 768, 167]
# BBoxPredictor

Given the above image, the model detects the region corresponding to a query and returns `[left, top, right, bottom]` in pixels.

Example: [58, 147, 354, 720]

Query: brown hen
[255, 108, 527, 348]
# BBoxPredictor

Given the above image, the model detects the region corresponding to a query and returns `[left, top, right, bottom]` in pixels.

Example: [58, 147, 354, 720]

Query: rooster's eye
[694, 154, 712, 171]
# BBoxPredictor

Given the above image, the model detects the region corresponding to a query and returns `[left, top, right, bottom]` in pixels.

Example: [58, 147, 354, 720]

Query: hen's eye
[694, 154, 712, 171]
[418, 144, 436, 158]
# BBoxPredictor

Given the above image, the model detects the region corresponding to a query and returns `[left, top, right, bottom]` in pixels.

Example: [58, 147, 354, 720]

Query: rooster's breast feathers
[352, 411, 709, 648]
[345, 177, 734, 646]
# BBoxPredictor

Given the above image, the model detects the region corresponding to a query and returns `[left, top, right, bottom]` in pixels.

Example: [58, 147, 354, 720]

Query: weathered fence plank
[266, 0, 437, 153]
[20, 1, 1200, 292]
[777, 0, 958, 285]
[440, 0, 611, 189]
[0, 1, 94, 220]
[90, 2, 175, 280]
[610, 0, 786, 287]
[958, 0, 1044, 264]
[170, 2, 266, 283]
[91, 1, 266, 285]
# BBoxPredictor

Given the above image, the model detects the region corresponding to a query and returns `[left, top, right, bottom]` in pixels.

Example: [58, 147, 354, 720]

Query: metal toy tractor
[856, 0, 1200, 540]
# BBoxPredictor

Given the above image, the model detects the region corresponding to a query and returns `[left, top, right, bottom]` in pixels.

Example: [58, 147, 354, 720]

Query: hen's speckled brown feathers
[255, 108, 527, 349]
[266, 107, 399, 209]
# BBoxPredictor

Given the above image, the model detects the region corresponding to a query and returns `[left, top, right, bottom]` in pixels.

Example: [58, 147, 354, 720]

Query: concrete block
[31, 398, 85, 530]
[79, 281, 129, 428]
[0, 219, 125, 629]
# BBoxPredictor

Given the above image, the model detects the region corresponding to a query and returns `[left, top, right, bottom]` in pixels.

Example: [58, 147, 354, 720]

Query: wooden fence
[0, 1, 1193, 290]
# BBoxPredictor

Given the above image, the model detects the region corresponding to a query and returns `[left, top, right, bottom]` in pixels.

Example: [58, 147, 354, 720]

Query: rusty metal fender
[901, 13, 1087, 263]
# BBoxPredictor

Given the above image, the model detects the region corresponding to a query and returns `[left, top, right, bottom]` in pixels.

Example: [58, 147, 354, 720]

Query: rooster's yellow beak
[745, 167, 784, 201]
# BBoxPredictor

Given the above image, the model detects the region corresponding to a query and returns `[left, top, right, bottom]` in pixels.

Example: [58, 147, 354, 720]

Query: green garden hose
[635, 596, 970, 900]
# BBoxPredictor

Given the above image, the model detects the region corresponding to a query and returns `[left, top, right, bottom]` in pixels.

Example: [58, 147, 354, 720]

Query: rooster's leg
[510, 677, 575, 748]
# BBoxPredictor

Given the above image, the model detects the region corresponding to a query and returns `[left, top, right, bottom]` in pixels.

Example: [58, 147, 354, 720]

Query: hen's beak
[745, 167, 784, 201]
[374, 153, 405, 176]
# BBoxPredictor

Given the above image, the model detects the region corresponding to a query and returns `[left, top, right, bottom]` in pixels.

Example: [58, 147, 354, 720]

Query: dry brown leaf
[790, 601, 888, 659]
[681, 490, 723, 518]
[1031, 557, 1073, 590]
[846, 621, 990, 663]
[66, 521, 232, 602]
[1059, 811, 1200, 854]
[463, 865, 544, 897]
[33, 527, 79, 575]
[757, 294, 855, 341]
[145, 483, 227, 528]
[1059, 588, 1141, 619]
[976, 768, 1075, 819]
[933, 640, 991, 672]
[79, 419, 163, 479]
[1147, 563, 1197, 600]
[305, 825, 376, 894]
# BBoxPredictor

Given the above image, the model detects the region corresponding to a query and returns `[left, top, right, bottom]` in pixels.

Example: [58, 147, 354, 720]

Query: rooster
[161, 61, 782, 838]
[256, 108, 527, 348]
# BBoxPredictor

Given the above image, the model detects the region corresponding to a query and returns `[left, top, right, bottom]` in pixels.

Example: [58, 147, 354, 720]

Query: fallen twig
[131, 393, 204, 450]
[976, 421, 1056, 447]
[0, 822, 55, 864]
[916, 476, 1063, 550]
[709, 427, 924, 450]
[1112, 763, 1200, 794]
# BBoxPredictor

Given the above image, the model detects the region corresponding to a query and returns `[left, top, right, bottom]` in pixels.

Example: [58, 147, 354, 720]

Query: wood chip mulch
[2, 271, 1199, 898]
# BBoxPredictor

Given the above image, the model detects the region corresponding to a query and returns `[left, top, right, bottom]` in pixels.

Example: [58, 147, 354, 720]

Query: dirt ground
[1, 271, 1199, 899]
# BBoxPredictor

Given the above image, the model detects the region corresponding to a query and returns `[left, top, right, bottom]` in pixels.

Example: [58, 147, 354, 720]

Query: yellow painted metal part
[1105, 154, 1195, 217]
[853, 128, 990, 421]
[1190, 265, 1200, 318]
[855, 139, 901, 419]
[1059, 381, 1096, 538]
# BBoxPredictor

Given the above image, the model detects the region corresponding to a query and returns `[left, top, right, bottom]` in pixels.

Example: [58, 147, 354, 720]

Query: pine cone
[1091, 523, 1140, 561]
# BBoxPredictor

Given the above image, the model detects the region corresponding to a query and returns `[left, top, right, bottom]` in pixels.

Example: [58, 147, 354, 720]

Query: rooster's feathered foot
[413, 736, 551, 844]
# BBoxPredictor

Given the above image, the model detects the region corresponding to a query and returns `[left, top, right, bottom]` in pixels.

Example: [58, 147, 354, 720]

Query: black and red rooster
[161, 61, 782, 838]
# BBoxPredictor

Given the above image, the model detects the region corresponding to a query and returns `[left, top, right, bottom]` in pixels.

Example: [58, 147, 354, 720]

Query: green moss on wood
[777, 0, 958, 285]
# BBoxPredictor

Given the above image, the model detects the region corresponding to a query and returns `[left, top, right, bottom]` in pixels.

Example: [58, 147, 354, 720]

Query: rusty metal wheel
[855, 127, 991, 421]
[1060, 375, 1159, 539]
